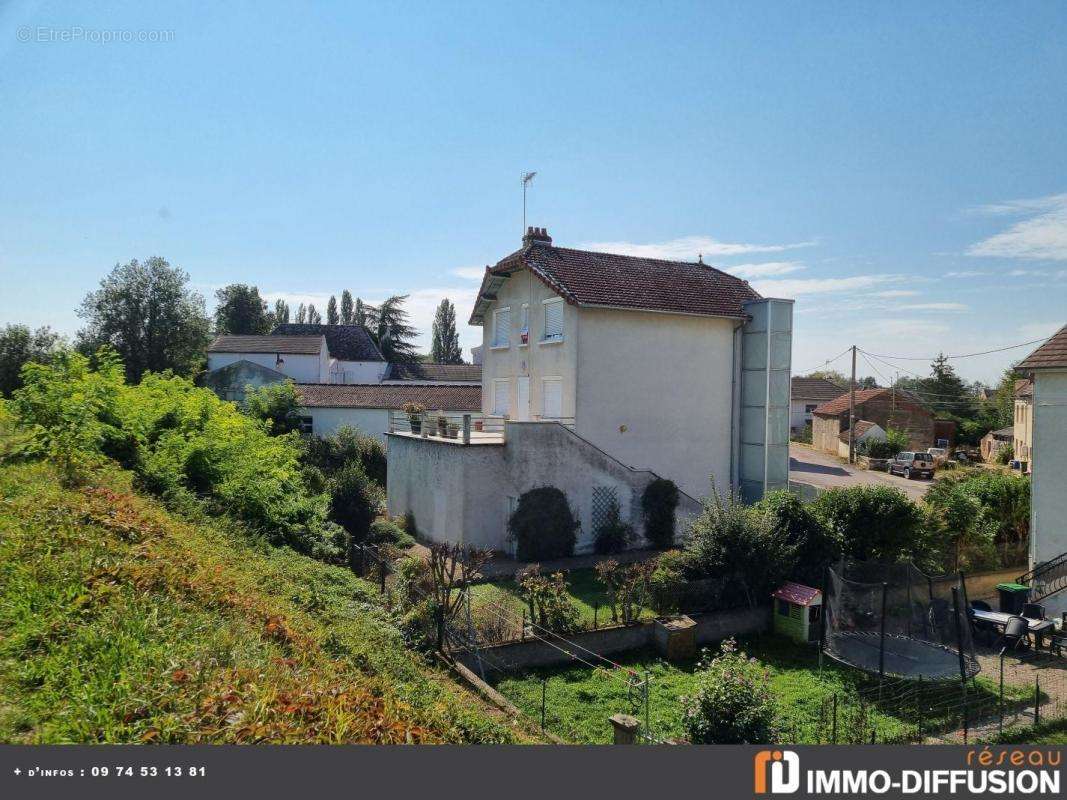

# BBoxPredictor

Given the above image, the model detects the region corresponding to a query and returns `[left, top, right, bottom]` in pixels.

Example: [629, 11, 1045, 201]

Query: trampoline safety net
[823, 560, 980, 681]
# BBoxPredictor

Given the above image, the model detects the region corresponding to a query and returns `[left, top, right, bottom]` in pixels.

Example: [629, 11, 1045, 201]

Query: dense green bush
[755, 491, 840, 586]
[593, 495, 633, 554]
[681, 638, 779, 744]
[811, 485, 931, 565]
[243, 381, 303, 434]
[508, 487, 578, 561]
[860, 428, 909, 460]
[515, 565, 580, 634]
[642, 478, 679, 549]
[330, 463, 384, 546]
[302, 425, 387, 488]
[9, 349, 344, 559]
[368, 519, 415, 549]
[995, 444, 1013, 465]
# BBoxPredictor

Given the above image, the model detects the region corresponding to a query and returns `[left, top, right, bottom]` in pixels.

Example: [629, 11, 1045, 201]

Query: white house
[1016, 324, 1067, 617]
[386, 226, 794, 553]
[204, 324, 481, 440]
[790, 376, 845, 433]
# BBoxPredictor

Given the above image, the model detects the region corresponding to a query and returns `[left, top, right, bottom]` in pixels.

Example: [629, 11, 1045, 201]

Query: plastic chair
[969, 600, 995, 646]
[1000, 616, 1031, 653]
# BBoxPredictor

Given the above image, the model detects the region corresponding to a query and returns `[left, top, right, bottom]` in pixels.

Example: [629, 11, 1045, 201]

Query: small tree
[430, 298, 463, 364]
[811, 485, 931, 564]
[329, 462, 383, 546]
[754, 490, 840, 587]
[326, 295, 339, 325]
[508, 487, 578, 561]
[681, 638, 779, 744]
[428, 543, 493, 632]
[642, 478, 679, 549]
[214, 284, 273, 335]
[0, 324, 62, 397]
[243, 380, 302, 434]
[593, 494, 633, 554]
[295, 303, 308, 324]
[273, 299, 290, 325]
[306, 304, 322, 325]
[595, 559, 652, 624]
[516, 565, 580, 634]
[340, 290, 354, 325]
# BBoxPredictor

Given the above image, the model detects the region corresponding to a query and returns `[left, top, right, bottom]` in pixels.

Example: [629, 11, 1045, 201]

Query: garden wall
[454, 606, 769, 673]
[964, 566, 1022, 602]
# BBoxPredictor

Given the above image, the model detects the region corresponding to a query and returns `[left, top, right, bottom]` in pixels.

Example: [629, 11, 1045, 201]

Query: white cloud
[868, 289, 919, 298]
[864, 319, 951, 339]
[1017, 321, 1064, 342]
[579, 235, 817, 261]
[724, 261, 806, 279]
[899, 302, 969, 312]
[967, 193, 1067, 260]
[451, 266, 486, 281]
[944, 270, 988, 278]
[749, 274, 897, 297]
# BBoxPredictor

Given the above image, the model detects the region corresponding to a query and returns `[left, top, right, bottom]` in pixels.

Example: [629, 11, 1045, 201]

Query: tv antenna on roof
[521, 171, 537, 232]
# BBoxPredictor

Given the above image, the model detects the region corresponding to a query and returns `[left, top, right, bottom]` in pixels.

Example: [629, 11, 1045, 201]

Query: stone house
[386, 226, 795, 553]
[810, 387, 933, 455]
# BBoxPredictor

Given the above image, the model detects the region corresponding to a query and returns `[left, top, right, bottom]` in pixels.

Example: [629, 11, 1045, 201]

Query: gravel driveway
[789, 443, 932, 502]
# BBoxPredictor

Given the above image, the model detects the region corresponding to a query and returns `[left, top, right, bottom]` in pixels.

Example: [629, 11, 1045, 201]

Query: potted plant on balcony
[436, 415, 448, 437]
[447, 422, 459, 439]
[403, 402, 425, 434]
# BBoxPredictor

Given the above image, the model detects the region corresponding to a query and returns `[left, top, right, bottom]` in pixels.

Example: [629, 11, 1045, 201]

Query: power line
[795, 345, 853, 376]
[862, 337, 1047, 362]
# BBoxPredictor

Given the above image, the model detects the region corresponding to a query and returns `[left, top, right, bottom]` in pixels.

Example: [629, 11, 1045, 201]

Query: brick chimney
[522, 226, 552, 247]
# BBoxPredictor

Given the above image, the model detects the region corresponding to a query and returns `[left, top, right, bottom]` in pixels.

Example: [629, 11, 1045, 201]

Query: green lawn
[492, 635, 1031, 744]
[469, 568, 654, 630]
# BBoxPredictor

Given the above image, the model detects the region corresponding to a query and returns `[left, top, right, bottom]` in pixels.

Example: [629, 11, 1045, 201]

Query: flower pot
[409, 417, 422, 434]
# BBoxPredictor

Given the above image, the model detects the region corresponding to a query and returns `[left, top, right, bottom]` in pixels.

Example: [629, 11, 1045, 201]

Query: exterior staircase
[1017, 551, 1067, 603]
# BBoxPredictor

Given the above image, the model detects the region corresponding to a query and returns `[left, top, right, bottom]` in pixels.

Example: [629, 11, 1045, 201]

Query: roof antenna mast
[521, 171, 537, 233]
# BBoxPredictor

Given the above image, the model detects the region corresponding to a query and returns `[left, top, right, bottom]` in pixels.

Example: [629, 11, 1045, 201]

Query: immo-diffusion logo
[754, 750, 801, 794]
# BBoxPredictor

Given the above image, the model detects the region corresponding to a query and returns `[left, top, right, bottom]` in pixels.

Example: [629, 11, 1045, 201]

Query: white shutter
[542, 378, 562, 419]
[493, 379, 510, 416]
[544, 300, 563, 339]
[493, 308, 511, 347]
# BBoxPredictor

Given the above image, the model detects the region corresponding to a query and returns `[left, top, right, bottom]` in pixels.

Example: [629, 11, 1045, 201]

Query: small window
[777, 599, 791, 617]
[298, 416, 313, 434]
[492, 307, 511, 348]
[543, 299, 564, 340]
[493, 378, 510, 416]
[805, 404, 817, 414]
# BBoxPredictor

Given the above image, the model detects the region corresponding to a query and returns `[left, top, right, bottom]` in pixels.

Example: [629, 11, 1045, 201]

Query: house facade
[1016, 324, 1067, 617]
[811, 388, 933, 455]
[1014, 379, 1033, 469]
[790, 377, 845, 433]
[980, 427, 1012, 462]
[386, 227, 794, 554]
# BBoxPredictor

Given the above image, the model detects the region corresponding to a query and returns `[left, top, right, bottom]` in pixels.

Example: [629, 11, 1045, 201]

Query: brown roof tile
[296, 383, 481, 411]
[811, 387, 927, 417]
[386, 363, 482, 382]
[209, 335, 322, 355]
[1014, 379, 1033, 399]
[772, 582, 821, 606]
[272, 323, 384, 361]
[791, 377, 847, 402]
[469, 233, 762, 324]
[1017, 324, 1067, 371]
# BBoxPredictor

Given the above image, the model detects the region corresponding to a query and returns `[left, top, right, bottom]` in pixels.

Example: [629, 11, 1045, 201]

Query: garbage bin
[997, 583, 1030, 615]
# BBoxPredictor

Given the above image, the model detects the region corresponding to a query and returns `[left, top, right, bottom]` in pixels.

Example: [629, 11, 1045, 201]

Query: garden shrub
[242, 380, 303, 434]
[368, 519, 415, 549]
[681, 638, 779, 744]
[329, 462, 384, 545]
[647, 549, 699, 616]
[593, 494, 633, 554]
[755, 490, 840, 586]
[595, 559, 653, 624]
[860, 428, 909, 460]
[508, 486, 577, 562]
[995, 444, 1013, 465]
[811, 485, 932, 564]
[516, 565, 580, 634]
[302, 425, 387, 488]
[642, 478, 679, 549]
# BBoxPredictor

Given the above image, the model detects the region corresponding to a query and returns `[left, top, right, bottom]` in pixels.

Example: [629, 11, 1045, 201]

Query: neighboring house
[1014, 379, 1033, 469]
[382, 362, 481, 385]
[1015, 324, 1067, 617]
[295, 383, 481, 439]
[207, 335, 329, 385]
[790, 377, 845, 433]
[810, 387, 933, 455]
[835, 420, 885, 459]
[271, 323, 388, 383]
[386, 226, 794, 553]
[979, 427, 1012, 462]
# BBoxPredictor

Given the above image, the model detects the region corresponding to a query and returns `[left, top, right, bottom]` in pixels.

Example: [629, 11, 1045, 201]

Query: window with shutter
[493, 378, 510, 416]
[542, 377, 562, 419]
[543, 299, 563, 340]
[493, 307, 511, 348]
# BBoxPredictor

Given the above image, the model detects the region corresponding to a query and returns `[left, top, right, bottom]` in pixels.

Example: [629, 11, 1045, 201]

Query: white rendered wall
[207, 351, 323, 383]
[1030, 370, 1067, 617]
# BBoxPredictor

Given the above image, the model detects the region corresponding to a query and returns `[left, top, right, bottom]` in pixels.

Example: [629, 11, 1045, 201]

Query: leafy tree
[340, 290, 354, 325]
[681, 639, 779, 744]
[430, 298, 463, 363]
[243, 380, 303, 434]
[857, 376, 878, 389]
[642, 478, 680, 549]
[811, 485, 932, 565]
[754, 490, 840, 586]
[306, 304, 322, 325]
[295, 303, 308, 324]
[213, 284, 273, 335]
[354, 298, 368, 327]
[326, 295, 339, 325]
[805, 369, 847, 387]
[302, 424, 387, 488]
[329, 462, 383, 545]
[76, 257, 210, 382]
[508, 487, 578, 561]
[274, 299, 290, 325]
[367, 295, 420, 363]
[0, 324, 62, 397]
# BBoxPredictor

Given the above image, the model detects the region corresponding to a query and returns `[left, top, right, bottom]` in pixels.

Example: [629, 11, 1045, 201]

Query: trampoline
[822, 560, 980, 682]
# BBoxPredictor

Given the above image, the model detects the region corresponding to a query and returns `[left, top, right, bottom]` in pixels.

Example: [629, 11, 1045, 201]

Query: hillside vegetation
[0, 456, 515, 743]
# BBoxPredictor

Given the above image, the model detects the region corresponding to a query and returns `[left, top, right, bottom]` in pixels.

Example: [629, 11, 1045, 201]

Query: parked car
[889, 451, 935, 479]
[927, 447, 948, 465]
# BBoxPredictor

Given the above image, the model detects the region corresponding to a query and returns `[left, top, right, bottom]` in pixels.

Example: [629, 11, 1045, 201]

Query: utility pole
[848, 345, 857, 464]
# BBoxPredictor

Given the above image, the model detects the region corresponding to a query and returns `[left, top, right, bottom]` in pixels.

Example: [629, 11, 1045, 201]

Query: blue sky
[1, 1, 1064, 383]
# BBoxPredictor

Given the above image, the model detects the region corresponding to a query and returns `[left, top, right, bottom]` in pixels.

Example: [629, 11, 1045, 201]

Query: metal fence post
[999, 653, 1005, 737]
[1035, 675, 1041, 729]
[831, 693, 838, 744]
[462, 414, 471, 445]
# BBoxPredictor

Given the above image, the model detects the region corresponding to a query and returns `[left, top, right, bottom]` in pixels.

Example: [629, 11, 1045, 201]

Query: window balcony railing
[387, 412, 575, 445]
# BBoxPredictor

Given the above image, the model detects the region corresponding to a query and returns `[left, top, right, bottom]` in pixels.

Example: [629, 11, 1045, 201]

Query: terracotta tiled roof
[1014, 379, 1033, 399]
[469, 231, 762, 324]
[386, 363, 482, 382]
[838, 420, 880, 444]
[811, 388, 887, 416]
[1017, 324, 1067, 371]
[772, 582, 821, 606]
[209, 335, 322, 355]
[791, 376, 847, 402]
[272, 324, 384, 361]
[296, 383, 481, 411]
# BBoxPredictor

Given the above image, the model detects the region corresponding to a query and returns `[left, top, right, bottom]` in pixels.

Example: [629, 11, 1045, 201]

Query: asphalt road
[789, 443, 931, 501]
